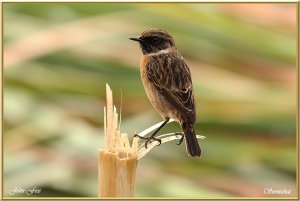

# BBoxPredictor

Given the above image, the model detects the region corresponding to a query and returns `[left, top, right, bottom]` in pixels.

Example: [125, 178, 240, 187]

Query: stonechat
[130, 28, 201, 157]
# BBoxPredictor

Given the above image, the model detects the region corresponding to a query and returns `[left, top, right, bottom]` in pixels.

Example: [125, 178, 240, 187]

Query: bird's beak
[129, 37, 143, 42]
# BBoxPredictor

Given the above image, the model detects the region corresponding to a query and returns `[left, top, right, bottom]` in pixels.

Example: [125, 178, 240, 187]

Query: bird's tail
[182, 123, 201, 157]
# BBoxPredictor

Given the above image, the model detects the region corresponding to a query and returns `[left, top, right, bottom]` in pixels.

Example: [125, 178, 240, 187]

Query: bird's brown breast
[141, 55, 151, 69]
[140, 55, 161, 110]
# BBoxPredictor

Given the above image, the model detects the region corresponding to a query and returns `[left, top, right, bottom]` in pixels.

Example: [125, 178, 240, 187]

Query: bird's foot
[133, 134, 162, 149]
[175, 132, 185, 145]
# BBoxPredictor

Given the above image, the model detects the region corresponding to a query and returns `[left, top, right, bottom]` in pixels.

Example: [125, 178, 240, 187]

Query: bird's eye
[152, 37, 161, 44]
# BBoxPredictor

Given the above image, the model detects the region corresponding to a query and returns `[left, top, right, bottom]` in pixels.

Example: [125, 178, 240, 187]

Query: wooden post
[98, 84, 138, 197]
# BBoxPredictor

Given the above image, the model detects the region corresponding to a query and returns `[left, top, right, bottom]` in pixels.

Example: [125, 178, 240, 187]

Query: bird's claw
[133, 133, 148, 140]
[134, 134, 162, 149]
[145, 137, 161, 149]
[175, 132, 184, 145]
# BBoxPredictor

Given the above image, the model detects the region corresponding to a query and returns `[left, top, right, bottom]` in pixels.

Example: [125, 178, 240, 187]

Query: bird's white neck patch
[145, 48, 172, 56]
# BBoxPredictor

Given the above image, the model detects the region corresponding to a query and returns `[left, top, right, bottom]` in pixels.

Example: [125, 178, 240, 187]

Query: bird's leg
[175, 132, 185, 145]
[134, 119, 170, 149]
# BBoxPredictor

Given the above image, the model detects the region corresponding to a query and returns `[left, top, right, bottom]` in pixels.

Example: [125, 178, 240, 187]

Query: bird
[129, 28, 201, 157]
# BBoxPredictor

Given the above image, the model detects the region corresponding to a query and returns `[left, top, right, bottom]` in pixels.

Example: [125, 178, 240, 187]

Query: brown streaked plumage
[130, 28, 201, 157]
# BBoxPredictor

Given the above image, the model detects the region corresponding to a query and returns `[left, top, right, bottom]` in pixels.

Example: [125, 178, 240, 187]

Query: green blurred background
[3, 3, 297, 198]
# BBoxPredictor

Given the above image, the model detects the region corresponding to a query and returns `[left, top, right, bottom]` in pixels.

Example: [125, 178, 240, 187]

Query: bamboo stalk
[98, 84, 138, 197]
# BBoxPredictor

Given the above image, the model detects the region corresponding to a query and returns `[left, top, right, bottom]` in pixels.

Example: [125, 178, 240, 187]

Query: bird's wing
[146, 53, 196, 123]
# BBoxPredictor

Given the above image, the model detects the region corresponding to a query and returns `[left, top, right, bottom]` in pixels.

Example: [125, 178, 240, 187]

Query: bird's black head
[130, 29, 176, 55]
